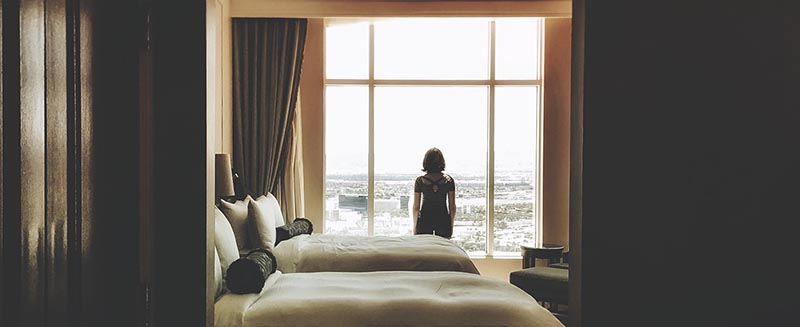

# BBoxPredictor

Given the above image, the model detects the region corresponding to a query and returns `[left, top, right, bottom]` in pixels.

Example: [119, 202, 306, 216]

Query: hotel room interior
[1, 0, 797, 326]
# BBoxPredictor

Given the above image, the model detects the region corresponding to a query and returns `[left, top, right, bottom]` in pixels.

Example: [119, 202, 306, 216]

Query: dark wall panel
[78, 0, 99, 324]
[45, 0, 70, 325]
[0, 2, 4, 320]
[83, 0, 140, 326]
[568, 1, 584, 326]
[150, 1, 211, 326]
[2, 1, 143, 327]
[1, 1, 22, 325]
[19, 0, 46, 325]
[576, 1, 800, 326]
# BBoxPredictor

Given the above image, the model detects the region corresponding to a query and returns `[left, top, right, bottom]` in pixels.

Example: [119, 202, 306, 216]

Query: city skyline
[324, 169, 537, 254]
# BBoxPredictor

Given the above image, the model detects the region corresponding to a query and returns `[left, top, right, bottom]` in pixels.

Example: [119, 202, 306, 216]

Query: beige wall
[231, 0, 571, 18]
[542, 18, 572, 250]
[213, 0, 232, 154]
[299, 19, 326, 229]
[473, 258, 523, 281]
[208, 1, 230, 324]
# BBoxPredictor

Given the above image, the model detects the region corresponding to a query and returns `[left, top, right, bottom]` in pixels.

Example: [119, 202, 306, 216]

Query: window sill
[468, 254, 522, 260]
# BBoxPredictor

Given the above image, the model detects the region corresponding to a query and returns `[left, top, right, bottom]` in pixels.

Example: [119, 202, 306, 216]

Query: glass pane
[495, 18, 541, 80]
[325, 21, 369, 79]
[374, 86, 487, 253]
[493, 86, 539, 254]
[325, 86, 369, 236]
[374, 18, 490, 80]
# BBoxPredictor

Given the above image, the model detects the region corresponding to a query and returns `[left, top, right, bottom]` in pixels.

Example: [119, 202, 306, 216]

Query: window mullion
[367, 23, 376, 237]
[487, 20, 496, 256]
[534, 19, 545, 245]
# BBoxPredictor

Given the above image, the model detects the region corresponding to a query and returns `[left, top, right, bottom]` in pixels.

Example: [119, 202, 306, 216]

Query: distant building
[375, 199, 400, 211]
[339, 194, 367, 213]
[326, 209, 340, 220]
[400, 195, 409, 211]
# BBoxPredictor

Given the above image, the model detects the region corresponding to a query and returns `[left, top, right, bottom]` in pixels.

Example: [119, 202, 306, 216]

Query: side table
[521, 243, 564, 268]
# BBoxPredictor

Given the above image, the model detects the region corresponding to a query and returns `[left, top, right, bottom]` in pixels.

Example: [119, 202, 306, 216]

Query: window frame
[323, 18, 545, 257]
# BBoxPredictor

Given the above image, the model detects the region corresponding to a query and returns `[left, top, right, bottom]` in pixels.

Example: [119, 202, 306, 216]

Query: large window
[324, 18, 543, 256]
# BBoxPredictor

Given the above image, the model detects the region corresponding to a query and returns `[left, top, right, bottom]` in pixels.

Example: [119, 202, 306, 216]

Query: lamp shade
[215, 153, 235, 198]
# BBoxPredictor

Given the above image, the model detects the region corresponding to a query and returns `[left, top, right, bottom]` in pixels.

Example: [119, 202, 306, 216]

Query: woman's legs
[433, 218, 453, 239]
[416, 209, 451, 238]
[415, 218, 435, 235]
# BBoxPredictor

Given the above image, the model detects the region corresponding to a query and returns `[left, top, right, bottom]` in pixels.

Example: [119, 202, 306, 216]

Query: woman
[412, 147, 456, 239]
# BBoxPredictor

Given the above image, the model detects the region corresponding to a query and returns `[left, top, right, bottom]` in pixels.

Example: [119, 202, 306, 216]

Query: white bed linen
[273, 234, 480, 274]
[215, 271, 563, 327]
[215, 271, 283, 327]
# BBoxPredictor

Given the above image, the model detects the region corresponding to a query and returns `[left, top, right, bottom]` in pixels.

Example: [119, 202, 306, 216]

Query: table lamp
[215, 153, 235, 202]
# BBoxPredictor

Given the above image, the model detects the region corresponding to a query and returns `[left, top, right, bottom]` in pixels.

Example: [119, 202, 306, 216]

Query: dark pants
[415, 213, 452, 239]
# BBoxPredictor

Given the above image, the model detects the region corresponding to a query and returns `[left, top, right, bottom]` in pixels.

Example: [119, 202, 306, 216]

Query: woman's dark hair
[422, 147, 446, 173]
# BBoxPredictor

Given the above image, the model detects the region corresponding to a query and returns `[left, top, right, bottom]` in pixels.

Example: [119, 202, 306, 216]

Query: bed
[272, 233, 480, 274]
[215, 270, 564, 327]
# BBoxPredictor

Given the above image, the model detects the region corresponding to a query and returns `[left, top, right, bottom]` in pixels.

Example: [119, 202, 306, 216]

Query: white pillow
[251, 195, 276, 228]
[247, 198, 276, 250]
[261, 193, 285, 227]
[213, 247, 224, 299]
[214, 207, 239, 271]
[218, 197, 251, 250]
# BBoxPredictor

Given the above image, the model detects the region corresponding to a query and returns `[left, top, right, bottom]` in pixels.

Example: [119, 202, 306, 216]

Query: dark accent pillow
[231, 172, 250, 201]
[225, 248, 277, 294]
[275, 217, 314, 246]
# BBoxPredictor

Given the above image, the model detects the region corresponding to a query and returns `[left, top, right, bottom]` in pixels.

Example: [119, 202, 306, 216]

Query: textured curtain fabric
[276, 93, 305, 219]
[232, 18, 307, 197]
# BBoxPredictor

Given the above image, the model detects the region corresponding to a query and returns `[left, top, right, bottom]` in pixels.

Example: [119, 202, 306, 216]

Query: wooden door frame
[140, 1, 213, 326]
[568, 0, 584, 326]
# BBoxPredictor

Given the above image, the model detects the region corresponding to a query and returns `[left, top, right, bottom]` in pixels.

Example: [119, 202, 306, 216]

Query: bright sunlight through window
[324, 18, 543, 256]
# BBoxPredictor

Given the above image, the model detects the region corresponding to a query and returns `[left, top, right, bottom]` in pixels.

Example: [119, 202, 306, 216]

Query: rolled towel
[275, 217, 314, 246]
[226, 248, 277, 294]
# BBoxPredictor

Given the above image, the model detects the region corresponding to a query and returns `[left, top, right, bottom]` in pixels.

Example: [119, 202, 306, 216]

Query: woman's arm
[412, 192, 421, 233]
[447, 191, 457, 229]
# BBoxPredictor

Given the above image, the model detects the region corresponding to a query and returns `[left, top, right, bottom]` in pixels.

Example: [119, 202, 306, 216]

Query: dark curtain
[232, 18, 307, 197]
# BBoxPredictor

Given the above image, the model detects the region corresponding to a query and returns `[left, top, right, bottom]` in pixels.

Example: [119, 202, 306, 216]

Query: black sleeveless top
[414, 174, 455, 217]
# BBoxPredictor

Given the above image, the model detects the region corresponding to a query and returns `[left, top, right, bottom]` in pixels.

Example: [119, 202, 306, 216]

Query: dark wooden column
[2, 1, 47, 325]
[568, 2, 584, 326]
[2, 1, 143, 327]
[45, 0, 70, 324]
[148, 1, 212, 326]
[83, 1, 141, 326]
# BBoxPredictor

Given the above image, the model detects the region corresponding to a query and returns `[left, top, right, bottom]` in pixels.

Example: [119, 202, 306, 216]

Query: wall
[542, 18, 571, 250]
[472, 258, 522, 281]
[207, 0, 231, 324]
[573, 0, 799, 326]
[231, 0, 571, 18]
[150, 1, 212, 326]
[298, 19, 326, 229]
[214, 0, 233, 154]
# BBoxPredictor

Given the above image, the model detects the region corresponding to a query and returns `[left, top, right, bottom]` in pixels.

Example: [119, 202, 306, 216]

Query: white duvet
[272, 234, 480, 274]
[215, 271, 564, 327]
